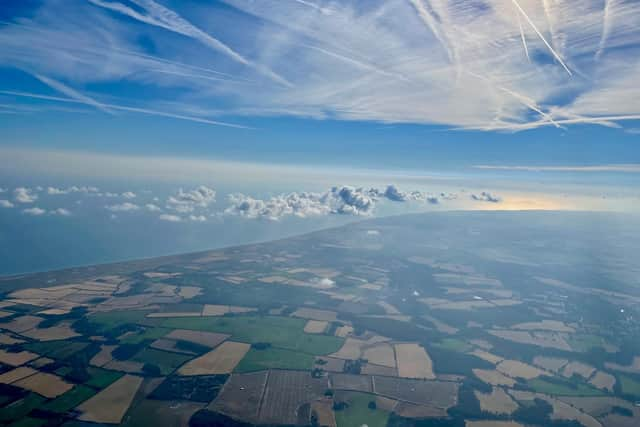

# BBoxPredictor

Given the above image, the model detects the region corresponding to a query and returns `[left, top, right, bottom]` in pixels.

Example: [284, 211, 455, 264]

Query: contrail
[88, 0, 291, 86]
[32, 74, 112, 114]
[510, 0, 572, 75]
[408, 0, 455, 65]
[290, 0, 332, 15]
[486, 114, 640, 131]
[516, 10, 530, 61]
[541, 0, 559, 50]
[596, 0, 615, 60]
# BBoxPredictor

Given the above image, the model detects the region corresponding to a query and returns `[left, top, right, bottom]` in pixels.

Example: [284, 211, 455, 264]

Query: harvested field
[292, 308, 338, 322]
[361, 363, 397, 377]
[258, 370, 327, 425]
[497, 360, 546, 379]
[14, 372, 73, 398]
[465, 422, 525, 427]
[37, 308, 70, 315]
[0, 349, 38, 367]
[314, 357, 345, 373]
[202, 304, 256, 316]
[394, 401, 447, 418]
[330, 338, 367, 360]
[21, 323, 79, 341]
[470, 350, 503, 365]
[311, 398, 336, 427]
[363, 344, 396, 368]
[330, 373, 373, 393]
[209, 371, 268, 424]
[304, 320, 328, 334]
[334, 325, 353, 338]
[0, 333, 24, 345]
[373, 376, 458, 408]
[150, 338, 197, 355]
[509, 390, 601, 427]
[474, 387, 519, 415]
[533, 356, 569, 372]
[512, 320, 575, 332]
[423, 315, 458, 335]
[556, 396, 639, 418]
[178, 341, 250, 375]
[29, 357, 54, 368]
[165, 329, 229, 348]
[104, 359, 144, 374]
[604, 356, 640, 375]
[562, 361, 596, 379]
[473, 369, 516, 387]
[589, 371, 616, 392]
[375, 396, 398, 412]
[489, 329, 572, 351]
[147, 311, 201, 318]
[0, 367, 37, 384]
[77, 374, 143, 424]
[394, 343, 435, 379]
[378, 301, 400, 315]
[0, 315, 43, 333]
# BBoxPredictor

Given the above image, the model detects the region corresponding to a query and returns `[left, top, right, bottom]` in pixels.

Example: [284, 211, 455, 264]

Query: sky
[0, 0, 639, 274]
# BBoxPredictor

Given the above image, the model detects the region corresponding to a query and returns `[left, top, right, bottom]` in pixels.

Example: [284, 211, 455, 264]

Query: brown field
[292, 308, 338, 322]
[143, 271, 181, 279]
[0, 315, 43, 333]
[497, 360, 546, 380]
[0, 333, 24, 345]
[311, 398, 336, 427]
[104, 359, 144, 374]
[395, 343, 435, 379]
[258, 370, 327, 425]
[588, 371, 616, 392]
[22, 322, 80, 341]
[533, 356, 569, 372]
[470, 350, 503, 365]
[433, 273, 502, 287]
[489, 329, 572, 351]
[363, 343, 396, 368]
[512, 320, 575, 333]
[330, 373, 373, 393]
[77, 374, 144, 424]
[330, 338, 367, 360]
[378, 301, 401, 315]
[150, 338, 197, 355]
[37, 308, 71, 315]
[202, 304, 256, 316]
[394, 401, 447, 418]
[465, 422, 525, 427]
[334, 325, 353, 338]
[304, 320, 328, 334]
[509, 391, 601, 427]
[314, 357, 345, 373]
[361, 363, 397, 377]
[473, 369, 516, 387]
[165, 329, 229, 348]
[373, 376, 458, 408]
[89, 344, 117, 367]
[30, 357, 54, 368]
[178, 341, 250, 375]
[209, 371, 268, 424]
[556, 396, 639, 418]
[475, 387, 519, 415]
[562, 361, 596, 379]
[0, 367, 37, 384]
[604, 356, 640, 374]
[147, 311, 201, 318]
[0, 349, 39, 366]
[14, 371, 73, 398]
[423, 315, 458, 335]
[375, 395, 398, 412]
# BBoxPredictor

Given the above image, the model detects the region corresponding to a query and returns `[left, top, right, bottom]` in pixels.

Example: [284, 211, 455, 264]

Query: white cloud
[145, 203, 162, 212]
[121, 191, 137, 199]
[50, 207, 71, 216]
[188, 214, 207, 222]
[22, 207, 46, 216]
[14, 187, 38, 203]
[470, 192, 502, 203]
[0, 199, 14, 208]
[159, 213, 182, 222]
[47, 185, 100, 195]
[166, 185, 216, 213]
[105, 202, 140, 212]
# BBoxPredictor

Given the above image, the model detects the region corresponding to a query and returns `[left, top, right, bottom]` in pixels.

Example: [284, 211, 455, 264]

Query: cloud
[14, 187, 38, 203]
[105, 202, 139, 212]
[46, 185, 100, 195]
[0, 200, 15, 208]
[474, 164, 640, 173]
[470, 192, 502, 203]
[1, 0, 640, 131]
[50, 207, 71, 216]
[22, 207, 46, 216]
[159, 213, 181, 222]
[145, 203, 162, 212]
[166, 185, 216, 213]
[121, 191, 137, 199]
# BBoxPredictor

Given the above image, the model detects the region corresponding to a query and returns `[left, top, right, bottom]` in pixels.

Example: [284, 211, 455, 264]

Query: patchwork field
[178, 341, 250, 375]
[13, 372, 73, 398]
[474, 387, 519, 415]
[394, 343, 435, 379]
[304, 320, 328, 334]
[77, 374, 143, 424]
[209, 371, 268, 423]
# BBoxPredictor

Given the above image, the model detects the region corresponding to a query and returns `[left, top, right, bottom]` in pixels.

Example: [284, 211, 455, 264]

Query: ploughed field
[0, 211, 638, 426]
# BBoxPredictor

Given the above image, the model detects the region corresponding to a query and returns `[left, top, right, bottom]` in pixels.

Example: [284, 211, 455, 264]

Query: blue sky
[0, 0, 639, 273]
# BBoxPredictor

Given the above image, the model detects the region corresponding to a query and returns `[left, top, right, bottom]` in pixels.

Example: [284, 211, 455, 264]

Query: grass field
[567, 334, 606, 353]
[335, 392, 389, 427]
[161, 316, 343, 355]
[132, 348, 192, 375]
[234, 347, 314, 373]
[0, 394, 45, 423]
[619, 375, 640, 398]
[43, 385, 96, 413]
[22, 341, 89, 360]
[527, 378, 605, 396]
[85, 367, 123, 389]
[7, 417, 46, 427]
[435, 338, 472, 352]
[87, 310, 155, 333]
[119, 327, 171, 344]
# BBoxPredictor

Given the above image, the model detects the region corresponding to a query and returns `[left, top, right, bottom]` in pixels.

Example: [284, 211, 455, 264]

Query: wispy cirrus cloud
[0, 0, 638, 131]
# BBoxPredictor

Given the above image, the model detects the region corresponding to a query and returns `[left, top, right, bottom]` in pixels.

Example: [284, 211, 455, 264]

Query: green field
[43, 385, 96, 413]
[132, 348, 192, 375]
[619, 375, 640, 398]
[235, 347, 314, 373]
[0, 394, 46, 423]
[435, 338, 472, 352]
[120, 327, 171, 344]
[87, 310, 155, 333]
[567, 334, 607, 353]
[161, 316, 344, 355]
[7, 417, 46, 427]
[335, 393, 389, 427]
[85, 367, 123, 389]
[528, 378, 605, 397]
[22, 340, 89, 360]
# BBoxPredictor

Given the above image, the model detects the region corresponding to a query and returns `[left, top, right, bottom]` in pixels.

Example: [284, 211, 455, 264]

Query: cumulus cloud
[145, 203, 162, 212]
[0, 199, 14, 208]
[46, 185, 100, 195]
[22, 207, 46, 215]
[105, 202, 140, 212]
[50, 208, 71, 216]
[470, 192, 502, 203]
[14, 187, 38, 203]
[121, 191, 136, 199]
[159, 213, 181, 222]
[166, 186, 216, 213]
